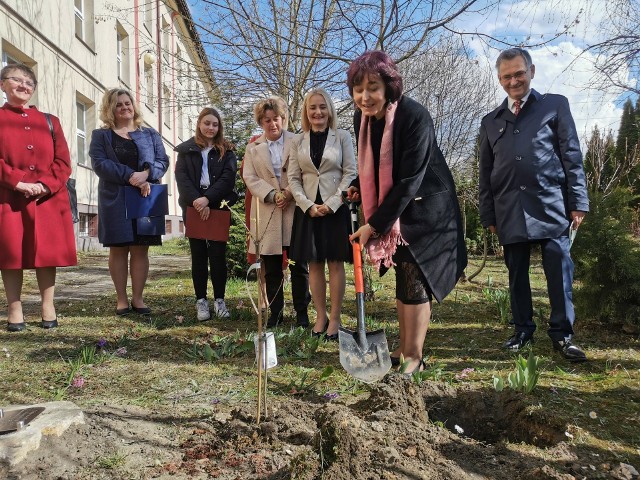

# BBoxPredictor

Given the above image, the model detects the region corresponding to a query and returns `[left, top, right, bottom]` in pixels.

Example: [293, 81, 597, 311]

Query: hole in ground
[425, 387, 567, 447]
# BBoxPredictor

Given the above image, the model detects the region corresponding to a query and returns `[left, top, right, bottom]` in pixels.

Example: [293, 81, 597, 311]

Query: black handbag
[44, 113, 79, 223]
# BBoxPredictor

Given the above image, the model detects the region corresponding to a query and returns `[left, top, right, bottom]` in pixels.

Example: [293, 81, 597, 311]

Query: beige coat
[243, 131, 295, 255]
[287, 128, 357, 213]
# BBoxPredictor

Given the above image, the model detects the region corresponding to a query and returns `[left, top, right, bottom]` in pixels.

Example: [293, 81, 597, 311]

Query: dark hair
[194, 107, 233, 158]
[0, 63, 37, 88]
[346, 50, 403, 102]
[495, 48, 533, 70]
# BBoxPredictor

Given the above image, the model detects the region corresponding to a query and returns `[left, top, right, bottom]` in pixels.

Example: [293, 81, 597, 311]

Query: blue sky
[453, 0, 630, 137]
[187, 0, 632, 139]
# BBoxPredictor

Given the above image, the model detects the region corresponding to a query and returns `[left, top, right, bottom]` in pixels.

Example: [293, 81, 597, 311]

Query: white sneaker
[213, 298, 230, 319]
[196, 298, 211, 321]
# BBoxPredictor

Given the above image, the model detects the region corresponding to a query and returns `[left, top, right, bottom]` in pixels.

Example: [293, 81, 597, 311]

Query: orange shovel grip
[352, 241, 364, 294]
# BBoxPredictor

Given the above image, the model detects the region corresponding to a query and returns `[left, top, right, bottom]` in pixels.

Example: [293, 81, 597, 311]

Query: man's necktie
[514, 99, 521, 116]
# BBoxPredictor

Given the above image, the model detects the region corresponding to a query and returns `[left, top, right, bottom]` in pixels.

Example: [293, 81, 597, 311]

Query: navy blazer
[174, 137, 238, 219]
[354, 95, 467, 302]
[89, 127, 169, 244]
[479, 89, 589, 245]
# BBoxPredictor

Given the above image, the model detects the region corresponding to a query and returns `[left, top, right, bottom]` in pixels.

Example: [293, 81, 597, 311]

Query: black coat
[479, 89, 589, 245]
[174, 137, 238, 218]
[354, 95, 467, 302]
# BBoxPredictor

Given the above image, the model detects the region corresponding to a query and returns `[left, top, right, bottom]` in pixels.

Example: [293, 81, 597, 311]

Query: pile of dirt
[145, 376, 584, 480]
[2, 375, 635, 479]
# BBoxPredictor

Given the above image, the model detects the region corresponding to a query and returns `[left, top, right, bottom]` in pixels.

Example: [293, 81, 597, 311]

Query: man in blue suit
[479, 48, 589, 361]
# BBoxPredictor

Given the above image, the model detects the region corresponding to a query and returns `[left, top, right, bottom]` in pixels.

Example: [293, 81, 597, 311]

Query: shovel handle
[352, 241, 364, 295]
[347, 199, 365, 295]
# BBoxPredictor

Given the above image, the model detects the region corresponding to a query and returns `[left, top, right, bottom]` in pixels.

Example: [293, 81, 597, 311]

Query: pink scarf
[358, 101, 407, 270]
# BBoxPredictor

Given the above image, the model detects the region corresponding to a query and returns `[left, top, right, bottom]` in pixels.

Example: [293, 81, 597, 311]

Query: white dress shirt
[266, 135, 284, 183]
[508, 90, 531, 115]
[200, 146, 213, 187]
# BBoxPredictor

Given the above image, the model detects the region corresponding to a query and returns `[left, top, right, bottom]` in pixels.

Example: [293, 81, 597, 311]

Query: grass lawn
[1, 243, 638, 478]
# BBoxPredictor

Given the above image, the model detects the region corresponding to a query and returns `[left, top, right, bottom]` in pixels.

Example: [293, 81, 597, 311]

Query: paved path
[13, 254, 191, 304]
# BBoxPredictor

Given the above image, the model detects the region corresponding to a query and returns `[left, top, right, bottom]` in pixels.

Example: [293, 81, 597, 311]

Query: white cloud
[458, 0, 609, 47]
[458, 0, 628, 142]
[530, 43, 626, 137]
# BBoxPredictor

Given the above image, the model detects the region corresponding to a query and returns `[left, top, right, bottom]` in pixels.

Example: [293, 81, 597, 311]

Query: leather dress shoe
[266, 314, 282, 328]
[7, 322, 26, 332]
[296, 313, 310, 328]
[552, 339, 587, 362]
[116, 306, 131, 316]
[502, 331, 534, 351]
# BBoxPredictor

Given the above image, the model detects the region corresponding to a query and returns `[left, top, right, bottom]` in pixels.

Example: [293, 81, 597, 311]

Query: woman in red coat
[0, 64, 77, 332]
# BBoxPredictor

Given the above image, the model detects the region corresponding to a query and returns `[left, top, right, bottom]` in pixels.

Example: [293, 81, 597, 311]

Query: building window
[74, 0, 95, 48]
[116, 24, 130, 85]
[179, 220, 184, 233]
[79, 213, 98, 237]
[74, 0, 84, 39]
[144, 63, 154, 110]
[165, 219, 172, 234]
[76, 102, 87, 165]
[75, 94, 95, 167]
[177, 104, 184, 141]
[162, 17, 171, 64]
[144, 2, 153, 34]
[176, 46, 182, 84]
[163, 85, 171, 129]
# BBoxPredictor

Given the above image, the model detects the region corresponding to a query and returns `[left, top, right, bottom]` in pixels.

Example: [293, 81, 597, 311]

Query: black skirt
[289, 196, 353, 263]
[103, 220, 162, 247]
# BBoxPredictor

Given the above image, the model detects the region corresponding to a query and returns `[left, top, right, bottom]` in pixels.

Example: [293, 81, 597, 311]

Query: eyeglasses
[499, 69, 528, 83]
[1, 76, 37, 89]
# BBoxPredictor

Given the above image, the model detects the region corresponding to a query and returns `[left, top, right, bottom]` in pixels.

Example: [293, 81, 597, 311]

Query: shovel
[338, 199, 392, 383]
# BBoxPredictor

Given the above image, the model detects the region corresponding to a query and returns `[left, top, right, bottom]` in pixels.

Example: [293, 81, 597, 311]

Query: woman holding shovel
[346, 51, 467, 374]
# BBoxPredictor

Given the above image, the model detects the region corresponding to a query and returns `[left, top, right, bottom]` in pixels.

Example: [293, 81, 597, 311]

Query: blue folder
[124, 184, 169, 219]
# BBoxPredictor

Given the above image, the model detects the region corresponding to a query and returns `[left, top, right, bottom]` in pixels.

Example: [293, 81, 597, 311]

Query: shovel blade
[338, 327, 392, 383]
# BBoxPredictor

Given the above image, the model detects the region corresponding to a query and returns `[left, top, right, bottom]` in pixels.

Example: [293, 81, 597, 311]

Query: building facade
[1, 0, 216, 249]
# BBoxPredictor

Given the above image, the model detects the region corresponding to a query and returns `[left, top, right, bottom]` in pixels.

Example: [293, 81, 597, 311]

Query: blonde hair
[301, 88, 336, 132]
[99, 88, 143, 129]
[194, 107, 233, 158]
[253, 96, 289, 126]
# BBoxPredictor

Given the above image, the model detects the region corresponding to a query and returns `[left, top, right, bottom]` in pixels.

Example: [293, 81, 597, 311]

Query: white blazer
[287, 128, 357, 214]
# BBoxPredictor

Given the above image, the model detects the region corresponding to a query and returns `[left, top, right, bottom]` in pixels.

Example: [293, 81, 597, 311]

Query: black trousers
[261, 248, 310, 322]
[503, 236, 575, 342]
[189, 238, 227, 300]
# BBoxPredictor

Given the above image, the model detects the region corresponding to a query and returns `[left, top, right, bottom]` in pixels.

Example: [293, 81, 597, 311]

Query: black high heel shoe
[403, 359, 426, 377]
[131, 304, 151, 315]
[7, 321, 26, 332]
[311, 317, 329, 337]
[41, 318, 58, 329]
[324, 333, 339, 342]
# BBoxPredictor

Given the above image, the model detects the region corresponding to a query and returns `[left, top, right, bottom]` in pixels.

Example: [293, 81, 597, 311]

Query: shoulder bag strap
[44, 113, 56, 145]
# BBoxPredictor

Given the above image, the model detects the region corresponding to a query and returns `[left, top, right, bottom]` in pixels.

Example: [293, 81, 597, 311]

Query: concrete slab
[0, 401, 84, 466]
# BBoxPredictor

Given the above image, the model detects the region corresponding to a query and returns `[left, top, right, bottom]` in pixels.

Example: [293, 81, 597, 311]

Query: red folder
[186, 207, 231, 242]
